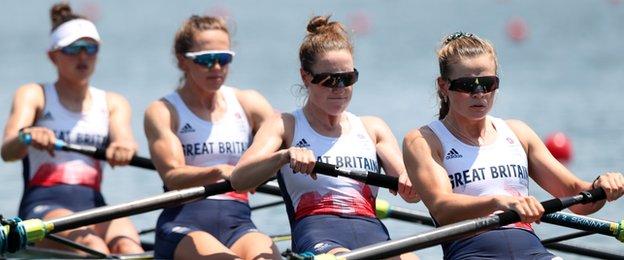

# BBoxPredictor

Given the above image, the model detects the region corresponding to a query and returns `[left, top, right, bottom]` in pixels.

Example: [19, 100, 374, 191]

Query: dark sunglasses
[60, 40, 99, 56]
[309, 68, 359, 88]
[448, 76, 499, 94]
[184, 50, 235, 68]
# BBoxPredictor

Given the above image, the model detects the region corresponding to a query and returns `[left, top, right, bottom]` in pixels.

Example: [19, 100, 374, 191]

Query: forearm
[231, 150, 287, 192]
[1, 136, 28, 161]
[430, 193, 499, 225]
[161, 165, 226, 190]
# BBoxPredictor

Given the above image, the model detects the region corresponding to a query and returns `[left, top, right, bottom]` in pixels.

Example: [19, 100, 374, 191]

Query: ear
[47, 51, 57, 64]
[176, 53, 189, 71]
[300, 68, 311, 87]
[437, 76, 450, 97]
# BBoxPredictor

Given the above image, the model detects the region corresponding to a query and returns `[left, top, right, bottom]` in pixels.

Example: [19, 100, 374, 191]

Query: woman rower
[143, 15, 280, 259]
[230, 15, 419, 258]
[402, 32, 624, 259]
[0, 2, 143, 254]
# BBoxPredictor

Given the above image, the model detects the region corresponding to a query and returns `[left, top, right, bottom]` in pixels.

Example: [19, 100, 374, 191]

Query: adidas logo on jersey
[41, 111, 54, 121]
[295, 138, 310, 148]
[445, 148, 463, 160]
[180, 123, 195, 134]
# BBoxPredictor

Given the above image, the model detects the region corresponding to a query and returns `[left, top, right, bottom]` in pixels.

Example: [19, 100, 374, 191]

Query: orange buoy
[506, 16, 528, 42]
[544, 132, 573, 162]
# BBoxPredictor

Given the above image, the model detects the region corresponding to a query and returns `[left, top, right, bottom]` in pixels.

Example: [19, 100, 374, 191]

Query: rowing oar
[314, 162, 624, 241]
[19, 133, 155, 170]
[375, 198, 624, 243]
[320, 188, 606, 260]
[0, 181, 235, 254]
[542, 211, 624, 242]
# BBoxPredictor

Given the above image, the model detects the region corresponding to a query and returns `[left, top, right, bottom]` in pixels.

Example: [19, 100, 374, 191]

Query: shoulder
[15, 83, 45, 99]
[105, 91, 130, 107]
[360, 115, 392, 137]
[145, 98, 175, 118]
[232, 87, 269, 107]
[13, 83, 45, 108]
[404, 125, 442, 153]
[360, 115, 388, 127]
[504, 119, 534, 138]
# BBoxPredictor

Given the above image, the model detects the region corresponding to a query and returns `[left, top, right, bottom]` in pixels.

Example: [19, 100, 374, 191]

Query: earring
[442, 95, 448, 103]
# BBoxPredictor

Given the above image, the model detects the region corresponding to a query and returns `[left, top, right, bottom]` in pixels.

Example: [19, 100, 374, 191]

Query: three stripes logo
[295, 138, 310, 148]
[41, 111, 54, 121]
[180, 123, 195, 134]
[445, 148, 463, 160]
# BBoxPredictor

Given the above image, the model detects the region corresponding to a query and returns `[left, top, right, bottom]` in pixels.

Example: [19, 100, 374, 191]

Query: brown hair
[299, 15, 353, 73]
[436, 32, 498, 119]
[50, 2, 85, 32]
[173, 15, 229, 56]
[173, 15, 230, 85]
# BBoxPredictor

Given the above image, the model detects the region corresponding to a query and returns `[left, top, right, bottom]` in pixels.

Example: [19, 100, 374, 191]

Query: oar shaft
[50, 182, 232, 232]
[313, 162, 398, 190]
[338, 188, 606, 260]
[542, 212, 622, 240]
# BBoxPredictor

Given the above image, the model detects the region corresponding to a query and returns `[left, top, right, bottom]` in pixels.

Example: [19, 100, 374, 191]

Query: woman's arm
[144, 100, 231, 190]
[235, 88, 276, 133]
[231, 113, 298, 191]
[508, 119, 623, 215]
[106, 92, 138, 166]
[361, 116, 419, 203]
[1, 84, 46, 161]
[403, 127, 543, 225]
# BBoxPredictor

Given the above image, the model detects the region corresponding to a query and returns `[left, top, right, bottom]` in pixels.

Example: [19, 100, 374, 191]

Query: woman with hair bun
[230, 16, 418, 258]
[1, 2, 143, 255]
[144, 15, 280, 259]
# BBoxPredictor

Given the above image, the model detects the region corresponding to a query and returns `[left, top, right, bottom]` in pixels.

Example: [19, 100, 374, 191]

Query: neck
[443, 113, 494, 146]
[54, 77, 90, 106]
[179, 83, 221, 111]
[303, 103, 343, 135]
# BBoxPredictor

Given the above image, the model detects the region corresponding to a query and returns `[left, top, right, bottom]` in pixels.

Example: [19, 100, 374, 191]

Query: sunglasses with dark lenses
[184, 50, 235, 68]
[60, 40, 99, 56]
[309, 68, 359, 88]
[448, 76, 499, 94]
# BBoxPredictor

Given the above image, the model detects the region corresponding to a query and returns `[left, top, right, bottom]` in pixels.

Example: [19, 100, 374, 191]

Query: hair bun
[50, 3, 74, 26]
[306, 15, 332, 35]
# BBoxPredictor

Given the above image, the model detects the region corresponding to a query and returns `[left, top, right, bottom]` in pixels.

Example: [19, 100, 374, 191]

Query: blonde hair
[436, 32, 498, 119]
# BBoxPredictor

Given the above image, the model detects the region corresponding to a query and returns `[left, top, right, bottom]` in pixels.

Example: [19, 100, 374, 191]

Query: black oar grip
[130, 156, 156, 170]
[313, 162, 340, 177]
[581, 188, 606, 203]
[366, 172, 399, 191]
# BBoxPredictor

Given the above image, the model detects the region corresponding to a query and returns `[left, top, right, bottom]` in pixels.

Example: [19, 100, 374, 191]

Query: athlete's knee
[108, 236, 144, 254]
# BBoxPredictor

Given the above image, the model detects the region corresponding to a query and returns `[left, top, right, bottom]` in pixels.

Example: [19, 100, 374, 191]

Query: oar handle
[313, 161, 399, 190]
[19, 132, 155, 170]
[498, 188, 606, 226]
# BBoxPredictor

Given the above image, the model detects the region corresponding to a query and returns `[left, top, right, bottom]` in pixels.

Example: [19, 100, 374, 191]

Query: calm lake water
[1, 1, 623, 258]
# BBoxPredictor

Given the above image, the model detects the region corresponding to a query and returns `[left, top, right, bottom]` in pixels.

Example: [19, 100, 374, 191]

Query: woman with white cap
[1, 2, 143, 254]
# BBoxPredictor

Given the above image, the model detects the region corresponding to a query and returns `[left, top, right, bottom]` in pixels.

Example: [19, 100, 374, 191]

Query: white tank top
[164, 86, 251, 202]
[24, 83, 109, 191]
[428, 116, 531, 230]
[279, 109, 380, 220]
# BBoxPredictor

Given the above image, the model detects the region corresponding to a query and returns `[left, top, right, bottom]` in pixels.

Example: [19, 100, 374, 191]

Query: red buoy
[544, 132, 573, 162]
[506, 16, 528, 42]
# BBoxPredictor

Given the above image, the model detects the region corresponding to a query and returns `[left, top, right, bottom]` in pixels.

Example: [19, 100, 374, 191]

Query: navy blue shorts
[154, 199, 259, 259]
[19, 184, 106, 220]
[292, 215, 390, 254]
[442, 228, 559, 260]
